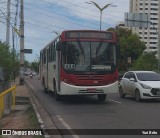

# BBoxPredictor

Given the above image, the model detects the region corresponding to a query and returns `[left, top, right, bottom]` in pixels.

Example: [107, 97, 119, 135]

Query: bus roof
[40, 30, 116, 52]
[40, 34, 60, 52]
[61, 30, 115, 41]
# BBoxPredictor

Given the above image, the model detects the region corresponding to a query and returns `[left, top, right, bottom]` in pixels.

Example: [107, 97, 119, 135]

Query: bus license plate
[87, 88, 96, 92]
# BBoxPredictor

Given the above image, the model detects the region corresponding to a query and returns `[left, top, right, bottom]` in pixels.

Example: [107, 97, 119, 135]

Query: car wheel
[97, 94, 106, 103]
[135, 89, 141, 102]
[119, 87, 125, 98]
[54, 83, 61, 101]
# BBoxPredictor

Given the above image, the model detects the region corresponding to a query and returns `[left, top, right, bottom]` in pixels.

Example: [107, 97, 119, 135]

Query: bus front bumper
[59, 81, 118, 95]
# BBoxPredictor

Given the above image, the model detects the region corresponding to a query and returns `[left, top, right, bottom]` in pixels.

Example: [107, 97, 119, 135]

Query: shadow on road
[122, 96, 160, 103]
[47, 92, 112, 105]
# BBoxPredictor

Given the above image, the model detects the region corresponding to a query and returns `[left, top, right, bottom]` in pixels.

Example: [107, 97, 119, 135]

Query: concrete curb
[25, 81, 49, 138]
[25, 80, 61, 138]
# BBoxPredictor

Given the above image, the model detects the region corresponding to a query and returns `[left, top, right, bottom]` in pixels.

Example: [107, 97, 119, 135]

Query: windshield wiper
[96, 41, 102, 57]
[77, 40, 85, 61]
[77, 40, 84, 55]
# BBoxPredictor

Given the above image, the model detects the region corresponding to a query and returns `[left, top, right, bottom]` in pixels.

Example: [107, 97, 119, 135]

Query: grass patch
[26, 105, 40, 129]
[26, 104, 44, 138]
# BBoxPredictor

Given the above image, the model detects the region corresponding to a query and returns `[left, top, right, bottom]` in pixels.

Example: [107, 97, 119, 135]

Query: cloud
[0, 0, 129, 62]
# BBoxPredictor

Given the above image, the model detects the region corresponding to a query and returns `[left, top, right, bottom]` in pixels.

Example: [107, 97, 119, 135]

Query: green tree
[107, 28, 146, 72]
[0, 41, 19, 80]
[24, 60, 31, 68]
[31, 61, 39, 73]
[133, 52, 158, 71]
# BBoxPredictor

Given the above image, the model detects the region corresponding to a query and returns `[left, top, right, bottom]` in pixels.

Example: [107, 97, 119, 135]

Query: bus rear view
[40, 30, 119, 102]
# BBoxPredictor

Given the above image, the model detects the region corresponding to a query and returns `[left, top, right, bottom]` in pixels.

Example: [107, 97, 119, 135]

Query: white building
[129, 0, 160, 51]
[116, 22, 130, 30]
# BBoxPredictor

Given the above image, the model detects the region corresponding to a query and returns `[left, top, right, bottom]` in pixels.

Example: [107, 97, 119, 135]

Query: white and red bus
[40, 30, 119, 102]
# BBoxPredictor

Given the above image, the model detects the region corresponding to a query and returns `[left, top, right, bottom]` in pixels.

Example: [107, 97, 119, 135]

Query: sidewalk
[0, 77, 35, 130]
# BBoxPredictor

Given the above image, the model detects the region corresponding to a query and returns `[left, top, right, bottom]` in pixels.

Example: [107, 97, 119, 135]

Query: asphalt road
[26, 76, 160, 138]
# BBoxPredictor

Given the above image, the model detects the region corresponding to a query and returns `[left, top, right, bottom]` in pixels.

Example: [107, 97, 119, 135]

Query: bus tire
[97, 94, 106, 102]
[54, 83, 61, 101]
[44, 87, 48, 94]
[43, 79, 48, 94]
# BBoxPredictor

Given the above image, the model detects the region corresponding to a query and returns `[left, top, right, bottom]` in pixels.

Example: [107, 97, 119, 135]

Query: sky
[0, 0, 129, 62]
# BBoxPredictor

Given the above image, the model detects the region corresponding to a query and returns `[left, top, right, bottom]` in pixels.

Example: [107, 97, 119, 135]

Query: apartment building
[130, 0, 160, 51]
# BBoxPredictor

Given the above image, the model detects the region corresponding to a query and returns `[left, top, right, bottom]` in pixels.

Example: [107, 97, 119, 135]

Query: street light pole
[100, 10, 102, 30]
[86, 1, 115, 30]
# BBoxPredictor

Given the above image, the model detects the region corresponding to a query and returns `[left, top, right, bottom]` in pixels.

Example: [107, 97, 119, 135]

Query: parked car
[32, 72, 37, 76]
[24, 71, 30, 76]
[119, 71, 160, 102]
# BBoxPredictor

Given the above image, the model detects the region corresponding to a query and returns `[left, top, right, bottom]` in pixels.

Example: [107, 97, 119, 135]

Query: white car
[119, 71, 160, 102]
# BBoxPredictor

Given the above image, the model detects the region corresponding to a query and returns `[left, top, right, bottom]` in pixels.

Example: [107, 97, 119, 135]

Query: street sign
[24, 49, 32, 54]
[125, 13, 149, 28]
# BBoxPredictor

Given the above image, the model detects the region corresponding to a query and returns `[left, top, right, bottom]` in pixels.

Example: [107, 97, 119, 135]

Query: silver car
[119, 71, 160, 102]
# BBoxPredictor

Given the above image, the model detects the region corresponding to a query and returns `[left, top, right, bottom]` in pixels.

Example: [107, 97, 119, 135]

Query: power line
[0, 20, 7, 25]
[24, 4, 99, 27]
[24, 1, 123, 30]
[0, 9, 14, 28]
[0, 3, 19, 29]
[37, 0, 123, 20]
[24, 6, 98, 29]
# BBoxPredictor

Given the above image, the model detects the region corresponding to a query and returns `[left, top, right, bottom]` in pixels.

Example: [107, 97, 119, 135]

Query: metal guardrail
[0, 85, 16, 118]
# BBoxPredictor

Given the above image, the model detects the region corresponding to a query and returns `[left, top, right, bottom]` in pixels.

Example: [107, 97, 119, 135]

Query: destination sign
[65, 31, 113, 40]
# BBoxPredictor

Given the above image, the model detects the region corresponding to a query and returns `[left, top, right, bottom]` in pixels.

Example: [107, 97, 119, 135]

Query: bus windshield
[62, 41, 117, 74]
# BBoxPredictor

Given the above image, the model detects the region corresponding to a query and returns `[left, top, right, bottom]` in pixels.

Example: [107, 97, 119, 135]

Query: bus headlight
[62, 78, 74, 85]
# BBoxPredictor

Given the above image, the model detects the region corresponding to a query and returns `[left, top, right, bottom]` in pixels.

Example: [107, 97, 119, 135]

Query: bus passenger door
[56, 50, 61, 93]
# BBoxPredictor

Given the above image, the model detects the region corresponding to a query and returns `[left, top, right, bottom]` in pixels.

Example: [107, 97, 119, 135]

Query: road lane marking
[108, 99, 121, 104]
[56, 115, 80, 138]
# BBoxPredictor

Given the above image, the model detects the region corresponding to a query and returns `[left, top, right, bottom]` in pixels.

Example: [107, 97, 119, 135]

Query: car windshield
[136, 72, 160, 81]
[61, 41, 117, 74]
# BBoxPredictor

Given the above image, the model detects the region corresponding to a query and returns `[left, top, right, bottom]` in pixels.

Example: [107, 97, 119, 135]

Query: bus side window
[43, 50, 46, 64]
[53, 42, 56, 61]
[49, 45, 51, 62]
[47, 49, 49, 63]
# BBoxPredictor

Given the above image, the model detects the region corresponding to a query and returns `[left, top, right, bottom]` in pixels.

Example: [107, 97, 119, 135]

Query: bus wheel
[43, 81, 48, 94]
[54, 83, 61, 101]
[97, 94, 106, 102]
[44, 87, 48, 93]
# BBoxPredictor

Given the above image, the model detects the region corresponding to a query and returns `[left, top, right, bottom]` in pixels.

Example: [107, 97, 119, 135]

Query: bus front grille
[77, 75, 104, 81]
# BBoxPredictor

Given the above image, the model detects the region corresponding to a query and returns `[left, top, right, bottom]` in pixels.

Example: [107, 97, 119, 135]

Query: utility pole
[3, 0, 11, 116]
[19, 0, 24, 85]
[6, 0, 10, 44]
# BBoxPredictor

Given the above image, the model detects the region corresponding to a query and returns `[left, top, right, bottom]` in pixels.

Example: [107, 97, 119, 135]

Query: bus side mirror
[56, 42, 62, 51]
